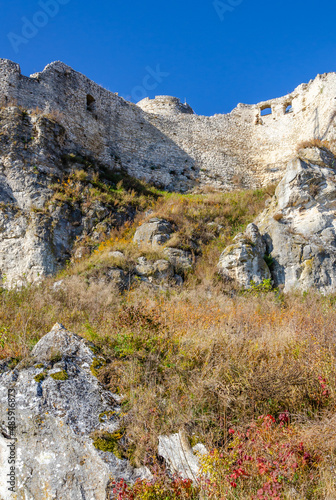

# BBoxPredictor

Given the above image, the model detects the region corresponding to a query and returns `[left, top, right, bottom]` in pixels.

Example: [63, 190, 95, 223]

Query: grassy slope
[1, 183, 336, 498]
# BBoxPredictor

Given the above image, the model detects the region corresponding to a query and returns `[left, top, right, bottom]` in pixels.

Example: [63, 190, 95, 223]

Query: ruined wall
[1, 59, 336, 191]
[138, 73, 336, 189]
[0, 59, 195, 192]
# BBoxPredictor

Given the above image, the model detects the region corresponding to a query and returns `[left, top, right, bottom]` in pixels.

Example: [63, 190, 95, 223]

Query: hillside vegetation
[2, 183, 336, 499]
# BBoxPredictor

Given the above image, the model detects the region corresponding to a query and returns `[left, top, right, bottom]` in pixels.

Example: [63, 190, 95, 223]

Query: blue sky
[1, 0, 336, 116]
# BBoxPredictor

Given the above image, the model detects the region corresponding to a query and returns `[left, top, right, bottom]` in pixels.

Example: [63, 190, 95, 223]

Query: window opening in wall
[260, 107, 272, 116]
[285, 104, 293, 114]
[86, 94, 96, 112]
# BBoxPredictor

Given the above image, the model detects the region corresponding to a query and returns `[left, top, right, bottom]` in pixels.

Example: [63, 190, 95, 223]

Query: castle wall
[1, 59, 336, 191]
[140, 73, 336, 189]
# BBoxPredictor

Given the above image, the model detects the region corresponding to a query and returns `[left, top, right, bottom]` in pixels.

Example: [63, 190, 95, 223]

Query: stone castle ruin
[1, 58, 336, 192]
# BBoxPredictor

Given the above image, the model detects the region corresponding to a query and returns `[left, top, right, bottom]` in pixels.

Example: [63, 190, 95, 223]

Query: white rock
[218, 224, 271, 288]
[158, 430, 207, 481]
[133, 219, 174, 247]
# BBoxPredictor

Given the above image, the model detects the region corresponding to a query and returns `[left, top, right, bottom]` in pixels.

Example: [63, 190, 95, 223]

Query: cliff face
[218, 147, 336, 294]
[0, 106, 137, 287]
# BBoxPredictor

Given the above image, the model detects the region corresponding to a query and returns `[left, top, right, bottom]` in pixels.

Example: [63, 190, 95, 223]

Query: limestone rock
[218, 223, 271, 288]
[219, 149, 336, 293]
[158, 430, 207, 481]
[135, 257, 174, 282]
[3, 59, 336, 286]
[108, 251, 125, 259]
[255, 154, 336, 293]
[297, 146, 336, 169]
[163, 247, 193, 270]
[133, 218, 174, 247]
[105, 268, 131, 291]
[0, 324, 148, 500]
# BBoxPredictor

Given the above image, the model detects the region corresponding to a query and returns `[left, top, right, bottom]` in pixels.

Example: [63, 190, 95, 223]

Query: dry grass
[75, 186, 274, 285]
[1, 281, 336, 458]
[1, 184, 336, 497]
[296, 138, 336, 155]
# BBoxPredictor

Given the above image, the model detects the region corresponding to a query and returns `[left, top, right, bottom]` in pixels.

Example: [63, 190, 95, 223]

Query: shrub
[199, 415, 320, 499]
[109, 472, 198, 500]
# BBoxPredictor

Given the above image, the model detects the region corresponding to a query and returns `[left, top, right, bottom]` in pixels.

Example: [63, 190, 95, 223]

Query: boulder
[135, 257, 174, 282]
[133, 218, 174, 247]
[164, 247, 193, 270]
[218, 223, 271, 288]
[0, 324, 149, 500]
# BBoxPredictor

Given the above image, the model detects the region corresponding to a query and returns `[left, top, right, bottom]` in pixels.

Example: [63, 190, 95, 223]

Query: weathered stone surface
[135, 257, 174, 282]
[255, 152, 336, 293]
[0, 324, 148, 500]
[2, 58, 336, 290]
[218, 223, 271, 288]
[133, 218, 174, 247]
[3, 58, 336, 194]
[163, 247, 193, 270]
[158, 430, 207, 481]
[137, 96, 194, 115]
[104, 268, 131, 291]
[219, 149, 336, 293]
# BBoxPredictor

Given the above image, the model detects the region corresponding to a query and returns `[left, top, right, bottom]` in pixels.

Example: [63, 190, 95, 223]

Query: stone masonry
[1, 59, 336, 191]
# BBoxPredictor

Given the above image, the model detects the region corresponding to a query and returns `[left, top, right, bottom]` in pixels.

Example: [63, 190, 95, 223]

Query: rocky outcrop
[2, 60, 336, 289]
[133, 218, 174, 247]
[163, 247, 193, 271]
[218, 223, 271, 288]
[3, 59, 336, 194]
[0, 324, 148, 500]
[219, 147, 336, 293]
[0, 106, 134, 288]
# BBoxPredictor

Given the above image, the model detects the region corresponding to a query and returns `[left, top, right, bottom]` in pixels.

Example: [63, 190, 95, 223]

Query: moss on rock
[90, 357, 105, 377]
[50, 370, 69, 381]
[34, 371, 47, 383]
[91, 430, 125, 458]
